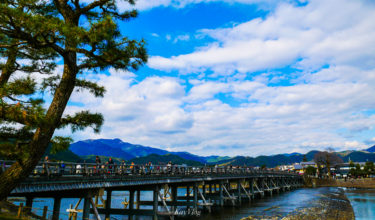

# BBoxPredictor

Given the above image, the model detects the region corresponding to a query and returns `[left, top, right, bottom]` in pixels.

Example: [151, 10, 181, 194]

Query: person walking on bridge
[130, 162, 135, 174]
[42, 156, 50, 176]
[95, 156, 101, 174]
[120, 160, 126, 175]
[108, 158, 114, 174]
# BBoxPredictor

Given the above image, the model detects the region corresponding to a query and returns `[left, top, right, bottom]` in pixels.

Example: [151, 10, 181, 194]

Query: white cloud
[58, 0, 375, 156]
[151, 33, 160, 37]
[64, 64, 375, 156]
[148, 0, 375, 75]
[173, 34, 190, 43]
[122, 0, 285, 11]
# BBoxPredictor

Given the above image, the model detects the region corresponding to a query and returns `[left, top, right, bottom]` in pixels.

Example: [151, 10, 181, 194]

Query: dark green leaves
[0, 0, 146, 157]
[60, 110, 104, 133]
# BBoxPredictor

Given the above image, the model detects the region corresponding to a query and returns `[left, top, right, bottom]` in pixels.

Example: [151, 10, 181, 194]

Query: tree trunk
[0, 51, 77, 200]
[0, 43, 18, 86]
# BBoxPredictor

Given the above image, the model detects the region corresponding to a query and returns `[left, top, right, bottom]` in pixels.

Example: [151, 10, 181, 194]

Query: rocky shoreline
[241, 188, 355, 220]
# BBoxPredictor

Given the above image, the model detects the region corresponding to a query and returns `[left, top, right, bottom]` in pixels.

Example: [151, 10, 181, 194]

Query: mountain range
[69, 138, 229, 164]
[47, 138, 375, 167]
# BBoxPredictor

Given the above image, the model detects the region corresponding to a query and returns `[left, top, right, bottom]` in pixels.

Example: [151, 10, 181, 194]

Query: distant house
[333, 162, 367, 177]
[333, 163, 350, 177]
[300, 161, 317, 168]
[278, 164, 294, 171]
[293, 163, 303, 174]
[278, 162, 317, 174]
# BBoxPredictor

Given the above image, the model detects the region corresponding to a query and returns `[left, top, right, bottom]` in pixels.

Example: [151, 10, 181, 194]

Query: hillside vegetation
[61, 139, 375, 167]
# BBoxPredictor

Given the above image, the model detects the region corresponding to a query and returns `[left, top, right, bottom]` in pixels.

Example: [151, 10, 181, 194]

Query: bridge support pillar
[129, 190, 135, 220]
[153, 185, 159, 220]
[25, 197, 33, 214]
[105, 190, 112, 220]
[171, 186, 177, 213]
[219, 181, 224, 207]
[250, 179, 254, 200]
[52, 197, 61, 220]
[276, 179, 280, 194]
[193, 183, 198, 210]
[186, 186, 190, 209]
[237, 180, 242, 206]
[82, 196, 91, 220]
[260, 179, 265, 198]
[203, 183, 206, 197]
[136, 190, 140, 209]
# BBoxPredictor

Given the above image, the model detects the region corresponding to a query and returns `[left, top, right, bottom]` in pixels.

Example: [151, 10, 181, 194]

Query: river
[345, 188, 375, 220]
[10, 187, 375, 219]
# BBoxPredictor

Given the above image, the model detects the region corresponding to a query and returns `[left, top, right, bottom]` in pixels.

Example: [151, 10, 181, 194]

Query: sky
[61, 0, 375, 156]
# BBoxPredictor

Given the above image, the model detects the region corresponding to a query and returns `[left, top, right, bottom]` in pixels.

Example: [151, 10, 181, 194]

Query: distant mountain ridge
[68, 138, 375, 167]
[365, 145, 375, 153]
[131, 154, 203, 166]
[70, 138, 227, 164]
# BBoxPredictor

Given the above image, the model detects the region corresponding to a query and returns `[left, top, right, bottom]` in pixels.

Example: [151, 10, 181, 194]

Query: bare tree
[314, 148, 343, 178]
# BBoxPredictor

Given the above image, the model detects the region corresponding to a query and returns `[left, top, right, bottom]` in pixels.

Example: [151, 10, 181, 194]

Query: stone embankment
[310, 177, 375, 188]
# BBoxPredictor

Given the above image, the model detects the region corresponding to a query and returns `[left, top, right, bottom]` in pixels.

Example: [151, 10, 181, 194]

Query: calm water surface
[12, 188, 334, 220]
[195, 187, 335, 220]
[345, 188, 375, 220]
[14, 187, 375, 220]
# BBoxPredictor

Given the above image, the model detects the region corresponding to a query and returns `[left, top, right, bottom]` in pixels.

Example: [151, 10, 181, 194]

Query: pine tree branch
[0, 104, 43, 127]
[0, 41, 27, 48]
[59, 110, 103, 133]
[78, 0, 111, 15]
[75, 79, 105, 97]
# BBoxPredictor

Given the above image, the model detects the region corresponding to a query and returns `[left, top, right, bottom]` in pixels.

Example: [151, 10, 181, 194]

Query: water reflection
[14, 187, 366, 220]
[345, 188, 375, 220]
[195, 187, 336, 220]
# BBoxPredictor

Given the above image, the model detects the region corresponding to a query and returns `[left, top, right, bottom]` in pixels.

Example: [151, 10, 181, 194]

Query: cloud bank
[61, 0, 375, 156]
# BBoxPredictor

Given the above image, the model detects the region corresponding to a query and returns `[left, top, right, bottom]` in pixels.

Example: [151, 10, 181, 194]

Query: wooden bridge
[1, 160, 303, 220]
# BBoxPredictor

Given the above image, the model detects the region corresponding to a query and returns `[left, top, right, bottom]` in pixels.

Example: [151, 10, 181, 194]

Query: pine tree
[0, 0, 147, 200]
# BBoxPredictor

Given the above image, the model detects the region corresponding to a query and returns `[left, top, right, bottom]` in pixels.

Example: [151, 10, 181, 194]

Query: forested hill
[56, 139, 375, 167]
[129, 154, 203, 166]
[69, 138, 228, 164]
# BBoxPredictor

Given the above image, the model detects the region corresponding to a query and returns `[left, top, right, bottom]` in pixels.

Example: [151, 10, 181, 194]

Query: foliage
[349, 161, 355, 168]
[0, 0, 147, 199]
[364, 161, 374, 173]
[349, 161, 375, 177]
[304, 166, 317, 176]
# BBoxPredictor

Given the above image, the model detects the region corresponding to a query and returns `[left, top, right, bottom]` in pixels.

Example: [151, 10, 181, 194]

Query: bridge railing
[0, 160, 299, 178]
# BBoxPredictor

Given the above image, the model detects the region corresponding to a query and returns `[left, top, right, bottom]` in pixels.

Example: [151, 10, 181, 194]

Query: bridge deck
[2, 160, 303, 220]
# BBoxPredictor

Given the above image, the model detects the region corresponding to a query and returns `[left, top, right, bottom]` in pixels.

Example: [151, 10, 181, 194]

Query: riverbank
[310, 178, 375, 188]
[282, 188, 354, 220]
[240, 188, 354, 220]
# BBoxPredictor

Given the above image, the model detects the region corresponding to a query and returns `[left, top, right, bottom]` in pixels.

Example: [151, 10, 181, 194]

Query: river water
[196, 187, 336, 220]
[10, 187, 375, 219]
[345, 188, 375, 220]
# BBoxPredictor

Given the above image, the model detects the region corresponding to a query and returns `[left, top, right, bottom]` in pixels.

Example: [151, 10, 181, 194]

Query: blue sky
[61, 0, 375, 156]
